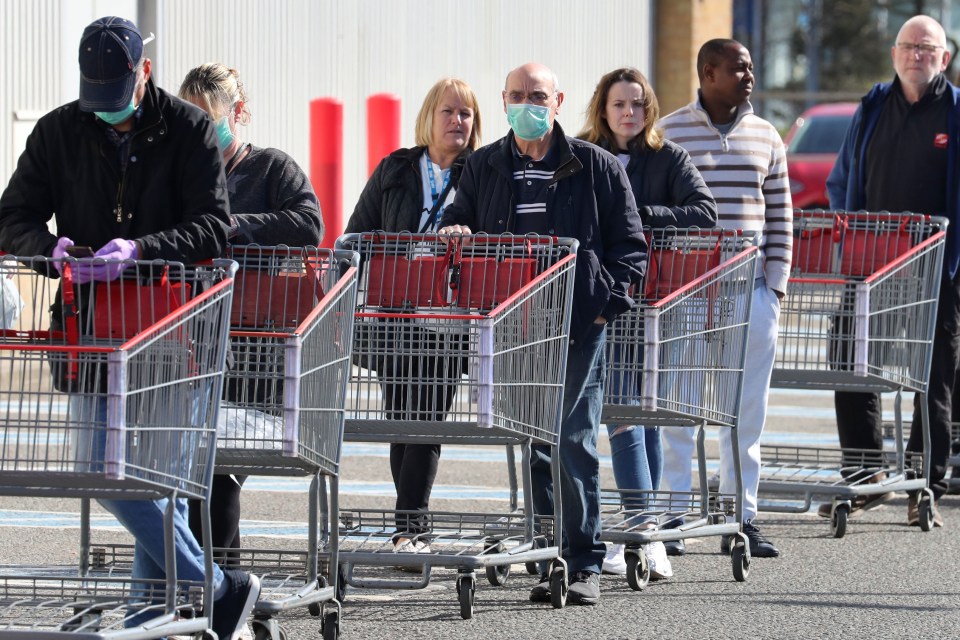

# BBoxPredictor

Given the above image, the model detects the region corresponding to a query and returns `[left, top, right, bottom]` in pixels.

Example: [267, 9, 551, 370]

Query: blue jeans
[531, 322, 607, 574]
[607, 424, 662, 493]
[70, 396, 223, 626]
[605, 340, 663, 497]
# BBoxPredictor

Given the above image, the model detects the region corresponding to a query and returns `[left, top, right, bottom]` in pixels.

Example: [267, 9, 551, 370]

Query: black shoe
[212, 569, 261, 640]
[567, 570, 600, 605]
[663, 539, 686, 556]
[721, 521, 780, 558]
[529, 574, 551, 603]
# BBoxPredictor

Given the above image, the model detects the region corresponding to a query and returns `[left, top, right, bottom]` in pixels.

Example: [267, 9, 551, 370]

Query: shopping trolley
[218, 245, 356, 640]
[0, 255, 235, 638]
[83, 247, 358, 640]
[600, 228, 759, 589]
[763, 211, 946, 537]
[335, 232, 577, 618]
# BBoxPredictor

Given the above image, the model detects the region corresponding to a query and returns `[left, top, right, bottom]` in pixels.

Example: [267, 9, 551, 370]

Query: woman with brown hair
[579, 67, 717, 578]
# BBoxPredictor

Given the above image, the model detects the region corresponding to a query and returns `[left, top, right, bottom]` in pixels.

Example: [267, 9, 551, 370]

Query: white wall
[1, 0, 654, 237]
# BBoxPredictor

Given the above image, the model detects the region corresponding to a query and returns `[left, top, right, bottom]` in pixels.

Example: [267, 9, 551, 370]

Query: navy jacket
[441, 123, 647, 343]
[827, 79, 960, 278]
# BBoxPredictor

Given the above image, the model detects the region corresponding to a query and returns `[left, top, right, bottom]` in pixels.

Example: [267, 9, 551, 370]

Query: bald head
[896, 14, 947, 48]
[505, 63, 560, 94]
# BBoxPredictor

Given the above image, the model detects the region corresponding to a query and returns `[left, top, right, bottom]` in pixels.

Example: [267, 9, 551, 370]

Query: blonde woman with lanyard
[178, 63, 322, 566]
[346, 77, 481, 556]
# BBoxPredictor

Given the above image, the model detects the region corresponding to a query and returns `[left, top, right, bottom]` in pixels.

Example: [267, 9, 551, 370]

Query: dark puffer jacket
[440, 123, 647, 343]
[346, 146, 470, 233]
[614, 139, 717, 229]
[0, 78, 230, 263]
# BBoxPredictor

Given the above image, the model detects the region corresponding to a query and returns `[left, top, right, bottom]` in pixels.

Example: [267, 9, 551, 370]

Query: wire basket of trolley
[761, 211, 946, 537]
[87, 246, 359, 640]
[600, 227, 759, 588]
[0, 253, 235, 638]
[334, 231, 577, 619]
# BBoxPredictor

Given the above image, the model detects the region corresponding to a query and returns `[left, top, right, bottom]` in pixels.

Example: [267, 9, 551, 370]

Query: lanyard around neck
[420, 150, 452, 232]
[425, 150, 451, 205]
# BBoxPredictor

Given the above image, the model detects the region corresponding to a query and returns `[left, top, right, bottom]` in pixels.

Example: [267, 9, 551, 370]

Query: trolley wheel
[831, 503, 849, 539]
[457, 575, 475, 620]
[485, 562, 510, 586]
[525, 561, 539, 575]
[731, 539, 750, 582]
[322, 610, 340, 640]
[918, 490, 935, 532]
[625, 550, 650, 591]
[549, 566, 567, 609]
[253, 623, 287, 640]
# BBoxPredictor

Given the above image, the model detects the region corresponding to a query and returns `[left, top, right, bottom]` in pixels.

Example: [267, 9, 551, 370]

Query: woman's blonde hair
[178, 62, 251, 124]
[579, 67, 663, 152]
[414, 77, 482, 150]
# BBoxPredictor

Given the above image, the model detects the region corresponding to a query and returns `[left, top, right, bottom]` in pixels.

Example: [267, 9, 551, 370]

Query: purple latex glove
[51, 237, 75, 277]
[72, 238, 139, 284]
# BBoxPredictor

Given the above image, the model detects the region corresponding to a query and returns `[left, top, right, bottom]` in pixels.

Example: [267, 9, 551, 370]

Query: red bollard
[309, 97, 343, 249]
[366, 93, 401, 177]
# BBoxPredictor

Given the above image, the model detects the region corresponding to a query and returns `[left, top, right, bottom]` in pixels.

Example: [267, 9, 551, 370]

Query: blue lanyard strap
[425, 150, 452, 205]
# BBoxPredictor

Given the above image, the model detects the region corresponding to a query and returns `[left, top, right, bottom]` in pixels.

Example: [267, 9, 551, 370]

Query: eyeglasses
[896, 41, 943, 55]
[506, 91, 553, 106]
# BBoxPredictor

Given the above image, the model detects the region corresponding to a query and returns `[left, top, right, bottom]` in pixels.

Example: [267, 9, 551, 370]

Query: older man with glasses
[826, 14, 960, 528]
[440, 62, 647, 605]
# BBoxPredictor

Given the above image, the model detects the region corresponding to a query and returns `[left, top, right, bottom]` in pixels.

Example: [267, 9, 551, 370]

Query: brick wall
[656, 0, 733, 115]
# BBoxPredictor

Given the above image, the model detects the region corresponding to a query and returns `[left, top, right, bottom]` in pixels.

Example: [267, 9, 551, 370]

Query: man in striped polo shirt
[441, 62, 646, 604]
[659, 38, 793, 559]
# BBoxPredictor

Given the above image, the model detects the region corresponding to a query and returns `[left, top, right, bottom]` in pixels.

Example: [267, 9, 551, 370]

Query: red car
[783, 102, 858, 210]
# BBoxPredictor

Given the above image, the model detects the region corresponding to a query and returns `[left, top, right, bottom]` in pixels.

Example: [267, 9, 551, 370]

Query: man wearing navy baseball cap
[78, 16, 151, 118]
[0, 16, 257, 640]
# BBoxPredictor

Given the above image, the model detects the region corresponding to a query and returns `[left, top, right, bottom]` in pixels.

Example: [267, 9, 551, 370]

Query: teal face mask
[506, 103, 551, 140]
[95, 94, 137, 126]
[214, 116, 235, 150]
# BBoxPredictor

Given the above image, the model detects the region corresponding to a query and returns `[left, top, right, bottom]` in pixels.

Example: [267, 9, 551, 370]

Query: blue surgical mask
[506, 103, 551, 140]
[214, 116, 235, 150]
[95, 94, 137, 126]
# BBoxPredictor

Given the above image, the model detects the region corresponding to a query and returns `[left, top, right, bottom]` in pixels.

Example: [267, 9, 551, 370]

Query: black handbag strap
[418, 179, 455, 233]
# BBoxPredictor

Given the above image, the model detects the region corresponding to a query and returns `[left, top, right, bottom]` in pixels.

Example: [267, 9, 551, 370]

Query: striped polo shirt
[660, 97, 793, 294]
[511, 139, 555, 235]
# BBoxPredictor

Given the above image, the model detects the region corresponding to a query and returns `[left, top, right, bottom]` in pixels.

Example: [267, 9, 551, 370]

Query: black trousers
[834, 273, 960, 497]
[188, 474, 247, 565]
[376, 327, 466, 535]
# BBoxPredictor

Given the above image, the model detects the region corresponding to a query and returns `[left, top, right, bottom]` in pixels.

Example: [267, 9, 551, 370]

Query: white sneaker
[394, 537, 431, 572]
[645, 541, 673, 580]
[602, 543, 627, 575]
[394, 537, 430, 553]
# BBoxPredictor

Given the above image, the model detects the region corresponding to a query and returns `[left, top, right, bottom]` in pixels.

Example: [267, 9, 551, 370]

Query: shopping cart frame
[87, 247, 358, 640]
[599, 228, 759, 589]
[0, 256, 236, 638]
[762, 211, 946, 537]
[335, 232, 577, 618]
